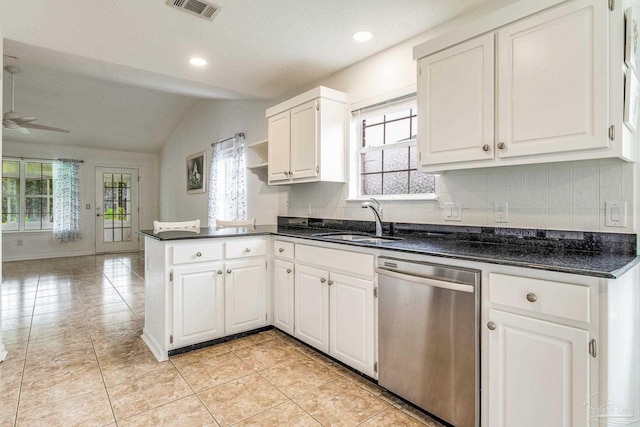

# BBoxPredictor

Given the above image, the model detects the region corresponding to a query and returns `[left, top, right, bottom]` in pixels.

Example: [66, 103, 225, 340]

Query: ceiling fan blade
[22, 122, 71, 133]
[2, 118, 20, 129]
[17, 127, 31, 135]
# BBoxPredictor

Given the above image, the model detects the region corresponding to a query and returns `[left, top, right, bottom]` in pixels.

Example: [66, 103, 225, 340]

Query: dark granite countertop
[138, 219, 639, 279]
[137, 225, 278, 241]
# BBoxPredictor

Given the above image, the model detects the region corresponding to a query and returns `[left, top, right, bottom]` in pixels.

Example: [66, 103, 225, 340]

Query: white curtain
[208, 136, 247, 227]
[53, 159, 81, 242]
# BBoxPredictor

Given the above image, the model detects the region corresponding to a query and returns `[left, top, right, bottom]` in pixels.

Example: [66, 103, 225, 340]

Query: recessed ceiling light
[189, 57, 207, 66]
[352, 31, 373, 42]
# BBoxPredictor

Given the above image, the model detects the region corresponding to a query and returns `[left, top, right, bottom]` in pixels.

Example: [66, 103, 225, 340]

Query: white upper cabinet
[415, 0, 634, 171]
[266, 86, 347, 185]
[418, 33, 495, 165]
[497, 0, 608, 158]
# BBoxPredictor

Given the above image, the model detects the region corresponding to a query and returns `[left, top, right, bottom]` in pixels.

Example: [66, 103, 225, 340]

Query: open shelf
[247, 162, 268, 170]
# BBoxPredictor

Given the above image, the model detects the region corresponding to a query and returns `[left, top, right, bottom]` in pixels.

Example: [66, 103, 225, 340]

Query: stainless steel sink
[312, 232, 403, 243]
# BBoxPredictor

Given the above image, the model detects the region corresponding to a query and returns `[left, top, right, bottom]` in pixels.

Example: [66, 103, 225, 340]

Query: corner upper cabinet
[415, 0, 632, 171]
[266, 86, 347, 185]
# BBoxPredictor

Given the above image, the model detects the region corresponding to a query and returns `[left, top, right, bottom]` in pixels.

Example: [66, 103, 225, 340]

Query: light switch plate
[605, 201, 627, 227]
[444, 202, 462, 221]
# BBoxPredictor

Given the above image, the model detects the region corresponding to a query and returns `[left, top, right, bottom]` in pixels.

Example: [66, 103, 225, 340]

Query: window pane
[382, 171, 409, 194]
[363, 123, 384, 148]
[361, 151, 382, 174]
[410, 171, 436, 194]
[362, 174, 382, 195]
[385, 118, 411, 145]
[2, 214, 19, 231]
[386, 108, 412, 122]
[409, 145, 418, 169]
[382, 146, 409, 172]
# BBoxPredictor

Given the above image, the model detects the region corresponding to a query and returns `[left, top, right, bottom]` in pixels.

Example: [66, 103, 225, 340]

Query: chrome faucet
[361, 198, 383, 236]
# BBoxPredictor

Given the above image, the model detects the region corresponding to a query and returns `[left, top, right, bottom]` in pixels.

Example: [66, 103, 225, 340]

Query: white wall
[159, 99, 283, 225]
[2, 140, 159, 261]
[280, 1, 639, 234]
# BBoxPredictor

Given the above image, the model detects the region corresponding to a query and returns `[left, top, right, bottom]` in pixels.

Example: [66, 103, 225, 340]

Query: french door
[95, 167, 139, 253]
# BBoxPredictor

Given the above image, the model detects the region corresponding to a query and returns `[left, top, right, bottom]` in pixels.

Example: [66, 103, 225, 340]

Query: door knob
[286, 268, 292, 273]
[487, 321, 496, 330]
[497, 142, 506, 149]
[482, 144, 490, 152]
[320, 278, 326, 283]
[196, 252, 202, 257]
[217, 270, 223, 275]
[328, 280, 334, 286]
[227, 269, 232, 274]
[245, 248, 251, 253]
[279, 248, 284, 253]
[526, 293, 537, 302]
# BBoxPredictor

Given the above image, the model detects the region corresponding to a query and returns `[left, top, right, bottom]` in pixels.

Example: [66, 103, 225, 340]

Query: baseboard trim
[3, 250, 96, 262]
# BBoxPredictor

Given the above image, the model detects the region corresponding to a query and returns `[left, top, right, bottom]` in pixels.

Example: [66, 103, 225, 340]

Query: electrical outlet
[17, 239, 23, 247]
[444, 202, 462, 221]
[494, 201, 508, 223]
[86, 204, 91, 210]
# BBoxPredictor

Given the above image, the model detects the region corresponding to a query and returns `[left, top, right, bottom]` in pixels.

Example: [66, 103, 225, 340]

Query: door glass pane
[103, 172, 132, 242]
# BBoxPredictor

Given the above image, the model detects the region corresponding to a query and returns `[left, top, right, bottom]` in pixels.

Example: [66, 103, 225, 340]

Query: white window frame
[2, 158, 55, 233]
[347, 88, 437, 201]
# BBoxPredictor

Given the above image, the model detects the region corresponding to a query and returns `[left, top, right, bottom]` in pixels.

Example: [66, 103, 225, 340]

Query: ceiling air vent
[167, 0, 220, 21]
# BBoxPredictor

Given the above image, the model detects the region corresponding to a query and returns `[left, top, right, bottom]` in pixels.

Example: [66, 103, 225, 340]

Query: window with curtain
[53, 159, 81, 242]
[2, 159, 54, 231]
[207, 137, 247, 227]
[352, 94, 435, 198]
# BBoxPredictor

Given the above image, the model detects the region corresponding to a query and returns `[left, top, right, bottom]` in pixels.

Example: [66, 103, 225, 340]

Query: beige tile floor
[0, 252, 444, 427]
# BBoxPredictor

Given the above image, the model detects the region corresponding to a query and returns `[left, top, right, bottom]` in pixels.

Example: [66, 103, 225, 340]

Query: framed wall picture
[186, 151, 206, 194]
[624, 69, 639, 133]
[626, 7, 639, 73]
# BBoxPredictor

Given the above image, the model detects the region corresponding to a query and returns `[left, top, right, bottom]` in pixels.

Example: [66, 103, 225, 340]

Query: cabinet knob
[286, 268, 292, 274]
[526, 293, 537, 303]
[227, 269, 232, 274]
[278, 248, 284, 253]
[487, 321, 496, 330]
[328, 280, 334, 286]
[497, 142, 506, 150]
[320, 278, 326, 283]
[482, 144, 490, 152]
[245, 248, 251, 253]
[217, 270, 223, 275]
[196, 252, 202, 257]
[289, 171, 292, 176]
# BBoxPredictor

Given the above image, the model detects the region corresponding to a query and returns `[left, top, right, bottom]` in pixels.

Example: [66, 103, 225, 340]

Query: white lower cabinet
[487, 308, 590, 427]
[273, 259, 295, 335]
[225, 259, 267, 335]
[172, 263, 225, 349]
[294, 263, 375, 377]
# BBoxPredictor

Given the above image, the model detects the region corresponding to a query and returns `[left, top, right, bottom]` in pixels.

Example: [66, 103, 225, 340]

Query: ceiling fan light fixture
[189, 57, 207, 66]
[352, 30, 373, 42]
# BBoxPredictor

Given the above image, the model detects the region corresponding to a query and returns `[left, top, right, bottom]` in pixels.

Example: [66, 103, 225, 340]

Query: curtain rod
[211, 132, 245, 147]
[4, 156, 84, 163]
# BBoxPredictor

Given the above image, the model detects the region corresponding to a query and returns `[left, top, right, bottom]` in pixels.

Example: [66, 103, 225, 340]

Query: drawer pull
[217, 270, 223, 275]
[227, 269, 232, 274]
[286, 268, 292, 274]
[487, 321, 496, 330]
[196, 252, 202, 257]
[245, 248, 251, 253]
[320, 278, 326, 283]
[279, 248, 284, 253]
[526, 293, 537, 303]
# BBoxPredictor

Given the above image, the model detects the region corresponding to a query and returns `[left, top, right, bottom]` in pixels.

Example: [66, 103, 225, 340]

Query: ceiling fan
[2, 65, 70, 134]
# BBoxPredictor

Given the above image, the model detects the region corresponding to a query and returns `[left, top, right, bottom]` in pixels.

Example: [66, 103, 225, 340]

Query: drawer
[489, 273, 590, 323]
[296, 244, 374, 277]
[273, 240, 294, 260]
[172, 242, 223, 265]
[225, 238, 266, 259]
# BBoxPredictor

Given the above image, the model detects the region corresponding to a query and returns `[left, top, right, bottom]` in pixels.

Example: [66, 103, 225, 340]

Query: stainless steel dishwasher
[377, 256, 480, 427]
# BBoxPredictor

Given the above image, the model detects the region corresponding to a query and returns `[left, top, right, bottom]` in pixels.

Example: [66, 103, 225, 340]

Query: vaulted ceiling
[1, 0, 492, 153]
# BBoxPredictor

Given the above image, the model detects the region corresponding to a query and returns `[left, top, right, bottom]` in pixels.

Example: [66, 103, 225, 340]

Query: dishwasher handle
[376, 268, 475, 293]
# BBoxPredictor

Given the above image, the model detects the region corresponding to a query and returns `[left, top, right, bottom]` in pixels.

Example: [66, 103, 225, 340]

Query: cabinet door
[225, 259, 267, 335]
[294, 264, 329, 353]
[273, 259, 295, 335]
[329, 272, 375, 377]
[268, 110, 291, 182]
[172, 263, 224, 348]
[487, 309, 590, 427]
[418, 33, 495, 167]
[497, 0, 608, 158]
[290, 99, 319, 180]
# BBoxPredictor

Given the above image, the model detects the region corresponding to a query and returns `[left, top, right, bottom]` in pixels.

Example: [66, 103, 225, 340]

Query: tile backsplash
[285, 159, 636, 232]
